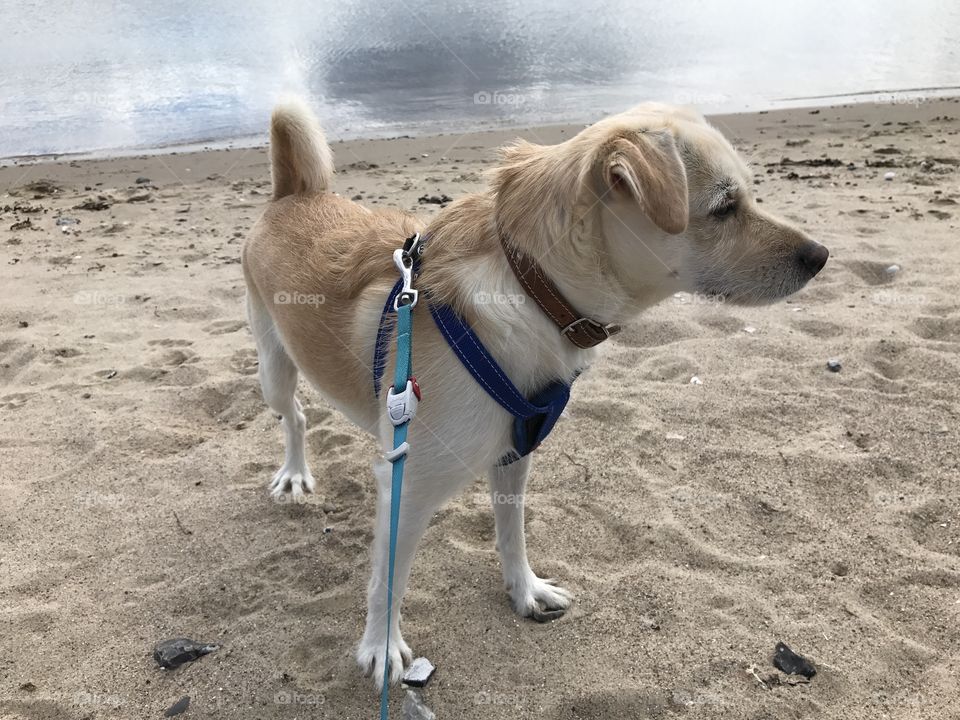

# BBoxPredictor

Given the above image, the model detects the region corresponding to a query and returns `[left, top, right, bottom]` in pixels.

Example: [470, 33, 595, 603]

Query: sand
[1, 98, 959, 720]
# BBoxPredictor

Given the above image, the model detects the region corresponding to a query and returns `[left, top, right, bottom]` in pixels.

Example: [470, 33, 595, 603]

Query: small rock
[55, 216, 79, 226]
[402, 689, 436, 720]
[883, 171, 896, 181]
[772, 642, 816, 679]
[164, 695, 190, 717]
[826, 358, 842, 372]
[665, 432, 685, 441]
[743, 326, 757, 334]
[19, 682, 36, 692]
[689, 376, 702, 385]
[402, 657, 436, 688]
[153, 638, 219, 669]
[74, 197, 112, 211]
[135, 176, 151, 184]
[885, 264, 900, 275]
[417, 194, 453, 205]
[18, 320, 29, 328]
[126, 191, 152, 203]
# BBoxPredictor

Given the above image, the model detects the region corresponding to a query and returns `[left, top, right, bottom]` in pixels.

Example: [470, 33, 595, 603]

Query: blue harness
[372, 238, 575, 461]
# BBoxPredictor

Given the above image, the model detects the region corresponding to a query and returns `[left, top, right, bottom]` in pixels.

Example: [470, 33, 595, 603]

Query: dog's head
[491, 104, 828, 309]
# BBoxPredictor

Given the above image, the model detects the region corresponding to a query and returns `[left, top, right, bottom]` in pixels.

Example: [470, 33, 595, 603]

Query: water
[2, 0, 959, 159]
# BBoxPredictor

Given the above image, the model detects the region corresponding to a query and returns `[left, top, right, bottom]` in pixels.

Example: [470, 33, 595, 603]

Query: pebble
[743, 326, 757, 334]
[885, 264, 900, 275]
[153, 638, 219, 669]
[884, 171, 896, 181]
[773, 642, 817, 679]
[689, 376, 702, 385]
[827, 358, 842, 372]
[402, 657, 436, 688]
[164, 695, 190, 717]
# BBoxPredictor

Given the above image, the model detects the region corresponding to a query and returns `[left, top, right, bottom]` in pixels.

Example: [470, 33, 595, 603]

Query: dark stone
[773, 642, 816, 678]
[164, 695, 190, 717]
[153, 638, 219, 669]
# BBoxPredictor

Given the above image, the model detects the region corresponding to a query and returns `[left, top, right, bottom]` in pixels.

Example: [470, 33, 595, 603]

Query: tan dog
[241, 99, 828, 687]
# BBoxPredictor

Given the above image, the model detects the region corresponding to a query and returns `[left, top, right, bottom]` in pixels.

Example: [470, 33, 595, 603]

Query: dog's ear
[602, 131, 688, 234]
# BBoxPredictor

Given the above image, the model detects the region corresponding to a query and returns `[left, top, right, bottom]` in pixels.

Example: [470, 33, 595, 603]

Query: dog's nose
[798, 242, 829, 277]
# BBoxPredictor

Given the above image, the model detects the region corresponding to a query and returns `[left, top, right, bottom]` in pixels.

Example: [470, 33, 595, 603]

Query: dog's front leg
[489, 456, 572, 622]
[356, 457, 438, 688]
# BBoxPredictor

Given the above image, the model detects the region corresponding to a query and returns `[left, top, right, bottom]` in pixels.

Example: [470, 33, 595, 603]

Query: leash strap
[380, 301, 412, 717]
[380, 236, 422, 719]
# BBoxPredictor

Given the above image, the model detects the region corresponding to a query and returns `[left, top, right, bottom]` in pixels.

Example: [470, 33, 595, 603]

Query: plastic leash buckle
[386, 378, 421, 426]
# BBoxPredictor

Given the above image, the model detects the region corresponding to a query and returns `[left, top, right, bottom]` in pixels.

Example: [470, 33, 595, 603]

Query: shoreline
[3, 92, 958, 169]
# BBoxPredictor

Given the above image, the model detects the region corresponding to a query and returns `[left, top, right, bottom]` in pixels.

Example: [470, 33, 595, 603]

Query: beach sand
[1, 99, 959, 719]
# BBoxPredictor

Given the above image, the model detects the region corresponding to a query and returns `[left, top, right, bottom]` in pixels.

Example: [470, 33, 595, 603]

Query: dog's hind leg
[246, 290, 314, 498]
[489, 456, 572, 622]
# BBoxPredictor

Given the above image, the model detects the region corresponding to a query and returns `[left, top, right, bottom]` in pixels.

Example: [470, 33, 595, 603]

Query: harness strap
[373, 278, 404, 398]
[370, 237, 577, 463]
[428, 303, 572, 458]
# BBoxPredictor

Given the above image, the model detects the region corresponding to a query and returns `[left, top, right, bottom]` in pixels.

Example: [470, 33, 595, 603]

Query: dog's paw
[269, 465, 315, 499]
[510, 576, 573, 623]
[356, 632, 413, 689]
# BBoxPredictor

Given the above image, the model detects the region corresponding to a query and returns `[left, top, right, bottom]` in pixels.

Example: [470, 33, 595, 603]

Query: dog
[241, 98, 828, 687]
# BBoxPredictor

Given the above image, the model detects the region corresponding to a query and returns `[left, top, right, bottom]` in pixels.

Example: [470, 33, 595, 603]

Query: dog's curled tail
[270, 98, 334, 200]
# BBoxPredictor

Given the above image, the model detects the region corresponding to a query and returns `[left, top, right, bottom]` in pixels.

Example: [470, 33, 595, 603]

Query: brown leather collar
[499, 233, 621, 349]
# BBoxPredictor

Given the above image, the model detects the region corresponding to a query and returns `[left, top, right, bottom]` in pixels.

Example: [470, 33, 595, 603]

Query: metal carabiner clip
[393, 248, 419, 309]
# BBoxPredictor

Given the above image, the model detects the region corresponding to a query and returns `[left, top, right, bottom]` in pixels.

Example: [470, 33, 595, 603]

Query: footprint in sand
[616, 318, 698, 348]
[906, 499, 960, 557]
[548, 689, 674, 719]
[910, 316, 960, 343]
[229, 347, 259, 375]
[203, 319, 247, 335]
[147, 338, 194, 347]
[791, 318, 845, 337]
[844, 259, 899, 286]
[191, 378, 264, 426]
[1, 392, 35, 410]
[307, 428, 356, 456]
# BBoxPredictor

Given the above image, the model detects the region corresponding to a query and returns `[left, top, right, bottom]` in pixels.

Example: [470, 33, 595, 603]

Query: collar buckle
[560, 318, 622, 346]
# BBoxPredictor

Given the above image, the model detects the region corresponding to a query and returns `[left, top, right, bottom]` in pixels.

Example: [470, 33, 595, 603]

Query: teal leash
[380, 239, 422, 718]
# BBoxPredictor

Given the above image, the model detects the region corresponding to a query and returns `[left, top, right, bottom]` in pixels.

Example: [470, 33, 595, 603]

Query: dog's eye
[712, 201, 737, 219]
